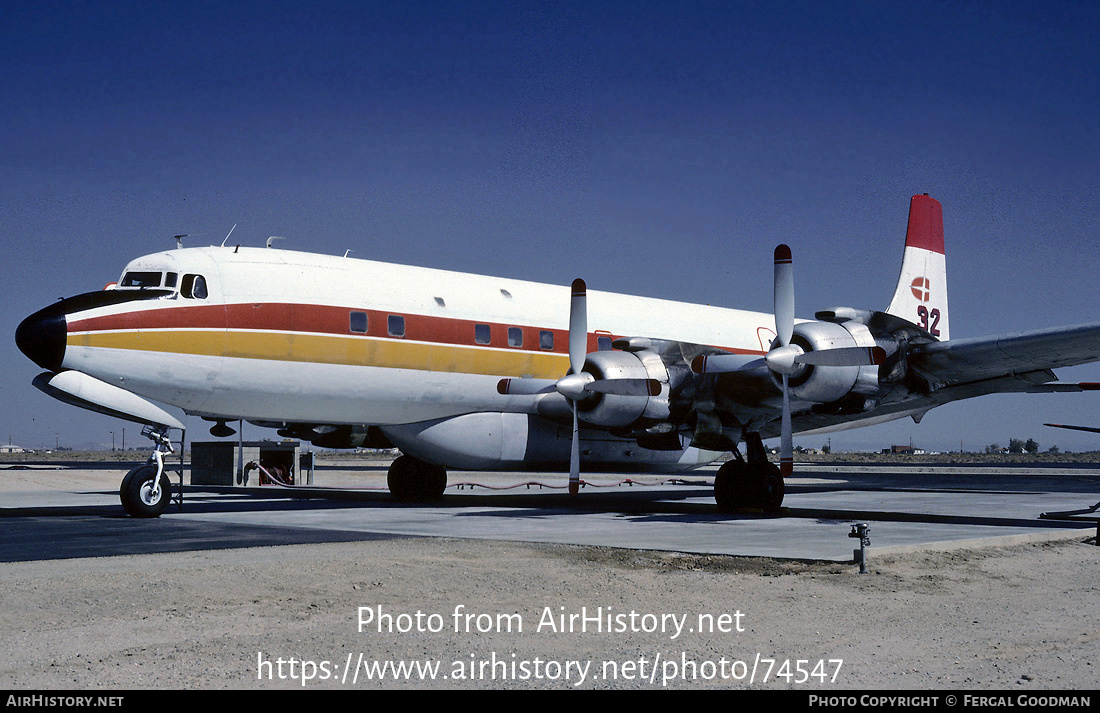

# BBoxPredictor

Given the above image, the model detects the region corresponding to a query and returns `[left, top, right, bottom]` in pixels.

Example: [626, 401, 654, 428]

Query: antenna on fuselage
[266, 236, 286, 248]
[344, 249, 353, 258]
[221, 224, 237, 247]
[174, 234, 187, 250]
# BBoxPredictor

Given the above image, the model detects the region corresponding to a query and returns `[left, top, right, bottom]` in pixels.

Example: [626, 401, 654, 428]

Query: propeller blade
[780, 373, 793, 477]
[566, 278, 587, 497]
[497, 378, 555, 395]
[691, 353, 765, 374]
[774, 245, 795, 477]
[583, 378, 661, 396]
[773, 244, 794, 347]
[569, 402, 580, 495]
[794, 346, 887, 367]
[569, 278, 587, 375]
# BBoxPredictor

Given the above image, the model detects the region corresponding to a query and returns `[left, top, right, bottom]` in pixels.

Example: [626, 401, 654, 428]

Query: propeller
[770, 245, 796, 478]
[564, 278, 587, 495]
[687, 245, 888, 478]
[764, 245, 883, 476]
[496, 278, 662, 496]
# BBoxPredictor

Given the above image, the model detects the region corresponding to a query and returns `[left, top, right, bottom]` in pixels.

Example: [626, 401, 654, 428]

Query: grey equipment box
[191, 440, 309, 486]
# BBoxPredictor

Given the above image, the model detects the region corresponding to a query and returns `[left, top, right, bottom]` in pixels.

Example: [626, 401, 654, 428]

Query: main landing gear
[387, 455, 448, 501]
[714, 433, 784, 513]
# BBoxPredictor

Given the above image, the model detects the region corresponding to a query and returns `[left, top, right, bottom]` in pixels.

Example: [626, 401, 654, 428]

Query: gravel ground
[2, 470, 1098, 690]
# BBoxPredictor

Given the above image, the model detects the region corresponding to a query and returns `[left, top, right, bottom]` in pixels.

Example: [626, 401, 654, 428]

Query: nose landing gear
[119, 425, 184, 518]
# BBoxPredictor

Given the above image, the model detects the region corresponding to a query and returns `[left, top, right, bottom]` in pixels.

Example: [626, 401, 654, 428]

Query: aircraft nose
[15, 305, 67, 372]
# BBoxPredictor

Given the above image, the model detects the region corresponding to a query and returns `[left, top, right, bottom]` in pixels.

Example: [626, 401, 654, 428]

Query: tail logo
[910, 277, 931, 302]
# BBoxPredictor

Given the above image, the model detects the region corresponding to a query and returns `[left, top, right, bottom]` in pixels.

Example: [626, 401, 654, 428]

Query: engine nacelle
[381, 412, 718, 472]
[576, 349, 670, 428]
[778, 320, 881, 404]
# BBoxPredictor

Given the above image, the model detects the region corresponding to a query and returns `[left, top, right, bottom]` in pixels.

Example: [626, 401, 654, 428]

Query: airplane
[14, 194, 1100, 518]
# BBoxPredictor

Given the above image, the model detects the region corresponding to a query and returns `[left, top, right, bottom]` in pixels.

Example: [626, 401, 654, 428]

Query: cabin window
[120, 271, 162, 288]
[387, 315, 405, 338]
[181, 274, 208, 299]
[507, 327, 523, 347]
[597, 336, 612, 351]
[349, 311, 368, 334]
[474, 324, 491, 345]
[539, 330, 554, 351]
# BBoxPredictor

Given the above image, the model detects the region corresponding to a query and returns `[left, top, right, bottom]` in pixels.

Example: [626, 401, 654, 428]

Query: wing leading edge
[909, 322, 1100, 391]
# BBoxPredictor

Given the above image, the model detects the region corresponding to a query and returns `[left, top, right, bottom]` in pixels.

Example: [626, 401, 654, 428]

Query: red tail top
[905, 194, 945, 255]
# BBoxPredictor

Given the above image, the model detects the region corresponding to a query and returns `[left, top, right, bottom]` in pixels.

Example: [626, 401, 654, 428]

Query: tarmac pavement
[3, 461, 1098, 563]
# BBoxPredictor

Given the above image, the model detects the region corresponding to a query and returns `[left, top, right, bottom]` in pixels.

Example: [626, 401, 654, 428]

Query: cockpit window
[181, 274, 208, 299]
[120, 271, 163, 288]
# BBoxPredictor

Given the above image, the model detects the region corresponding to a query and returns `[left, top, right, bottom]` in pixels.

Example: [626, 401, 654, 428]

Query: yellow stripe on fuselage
[68, 330, 570, 379]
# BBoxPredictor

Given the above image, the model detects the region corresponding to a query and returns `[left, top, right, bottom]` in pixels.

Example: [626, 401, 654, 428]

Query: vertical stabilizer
[886, 194, 949, 340]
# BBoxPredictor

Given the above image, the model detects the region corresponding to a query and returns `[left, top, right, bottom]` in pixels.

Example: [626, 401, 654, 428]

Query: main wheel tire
[714, 460, 752, 512]
[120, 464, 172, 518]
[714, 460, 785, 512]
[420, 462, 447, 500]
[387, 455, 448, 501]
[758, 463, 785, 512]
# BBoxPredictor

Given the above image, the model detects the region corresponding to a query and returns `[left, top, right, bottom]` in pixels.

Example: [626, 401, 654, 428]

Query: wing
[909, 322, 1100, 389]
[686, 320, 1100, 444]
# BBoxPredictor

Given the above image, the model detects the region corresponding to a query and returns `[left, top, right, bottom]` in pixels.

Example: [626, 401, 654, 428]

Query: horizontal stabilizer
[1045, 422, 1100, 434]
[33, 370, 185, 430]
[1025, 383, 1100, 393]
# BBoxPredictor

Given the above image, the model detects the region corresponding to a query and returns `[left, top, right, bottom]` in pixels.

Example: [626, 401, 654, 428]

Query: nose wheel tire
[120, 464, 172, 518]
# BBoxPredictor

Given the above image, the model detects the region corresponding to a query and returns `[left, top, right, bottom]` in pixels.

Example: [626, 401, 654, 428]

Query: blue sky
[2, 0, 1099, 453]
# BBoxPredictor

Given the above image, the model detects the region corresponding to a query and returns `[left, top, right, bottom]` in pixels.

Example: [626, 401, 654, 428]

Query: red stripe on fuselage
[68, 303, 573, 354]
[66, 302, 763, 357]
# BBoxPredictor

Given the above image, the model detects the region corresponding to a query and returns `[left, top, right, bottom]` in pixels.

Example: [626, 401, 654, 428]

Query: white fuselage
[63, 247, 778, 428]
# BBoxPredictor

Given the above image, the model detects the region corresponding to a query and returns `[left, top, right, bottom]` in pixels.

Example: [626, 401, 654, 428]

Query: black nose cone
[16, 305, 66, 372]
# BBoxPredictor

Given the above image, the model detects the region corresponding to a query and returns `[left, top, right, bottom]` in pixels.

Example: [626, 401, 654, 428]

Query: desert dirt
[1, 467, 1098, 691]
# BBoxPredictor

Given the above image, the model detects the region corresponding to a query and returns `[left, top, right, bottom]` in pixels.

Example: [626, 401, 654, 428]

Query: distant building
[0, 444, 28, 453]
[882, 444, 925, 455]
